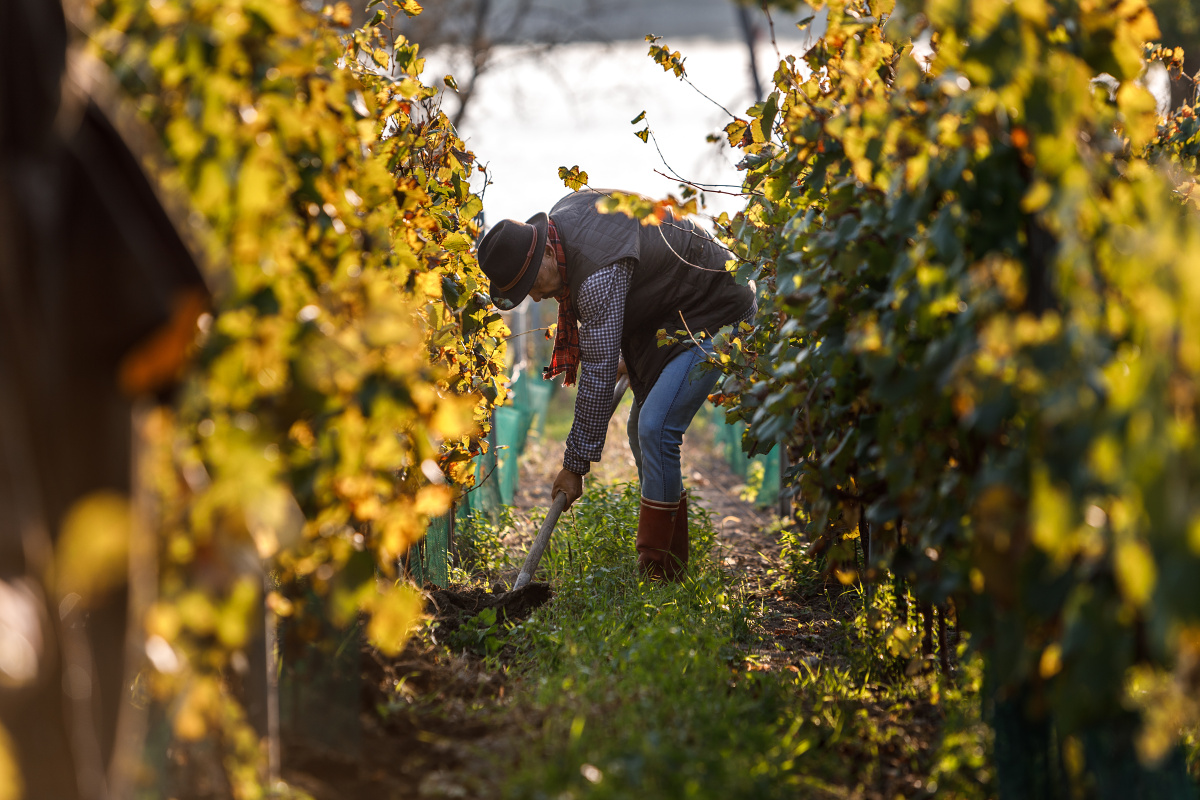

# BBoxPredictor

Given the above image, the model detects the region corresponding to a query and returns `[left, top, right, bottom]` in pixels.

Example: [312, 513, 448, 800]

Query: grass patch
[452, 505, 517, 586]
[504, 482, 805, 798]
[487, 483, 991, 799]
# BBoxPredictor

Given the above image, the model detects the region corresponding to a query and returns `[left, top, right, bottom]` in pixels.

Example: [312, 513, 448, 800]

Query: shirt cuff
[563, 450, 591, 475]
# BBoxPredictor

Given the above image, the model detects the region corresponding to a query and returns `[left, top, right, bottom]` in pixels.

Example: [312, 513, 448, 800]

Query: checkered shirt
[562, 264, 758, 474]
[562, 259, 635, 474]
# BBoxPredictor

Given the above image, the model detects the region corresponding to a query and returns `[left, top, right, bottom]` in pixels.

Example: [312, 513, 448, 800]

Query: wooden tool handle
[513, 491, 569, 590]
[610, 374, 630, 417]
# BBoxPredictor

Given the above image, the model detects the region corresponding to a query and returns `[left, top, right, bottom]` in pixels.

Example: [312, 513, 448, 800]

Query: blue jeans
[627, 340, 721, 503]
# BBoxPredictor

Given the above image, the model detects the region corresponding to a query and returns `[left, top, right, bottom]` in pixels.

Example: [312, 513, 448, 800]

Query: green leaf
[764, 173, 792, 202]
[459, 194, 483, 222]
[442, 232, 471, 252]
[761, 92, 778, 136]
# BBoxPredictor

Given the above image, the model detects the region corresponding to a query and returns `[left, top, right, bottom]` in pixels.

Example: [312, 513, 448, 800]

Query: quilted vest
[548, 190, 754, 403]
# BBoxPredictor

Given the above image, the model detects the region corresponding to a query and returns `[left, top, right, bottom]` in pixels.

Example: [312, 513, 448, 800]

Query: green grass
[502, 482, 805, 799]
[452, 505, 517, 585]
[484, 483, 991, 800]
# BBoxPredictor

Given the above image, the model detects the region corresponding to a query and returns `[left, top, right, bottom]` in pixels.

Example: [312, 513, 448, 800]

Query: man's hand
[551, 467, 584, 510]
[616, 357, 628, 380]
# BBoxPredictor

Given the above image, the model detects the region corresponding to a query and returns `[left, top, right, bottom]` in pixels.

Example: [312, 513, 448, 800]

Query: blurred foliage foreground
[57, 0, 507, 795]
[689, 0, 1200, 795]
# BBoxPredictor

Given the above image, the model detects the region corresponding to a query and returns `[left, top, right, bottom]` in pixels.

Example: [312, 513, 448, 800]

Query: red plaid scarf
[542, 219, 580, 386]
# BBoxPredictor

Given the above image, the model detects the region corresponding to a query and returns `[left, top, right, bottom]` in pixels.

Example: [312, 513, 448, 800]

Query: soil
[425, 583, 554, 633]
[281, 399, 950, 799]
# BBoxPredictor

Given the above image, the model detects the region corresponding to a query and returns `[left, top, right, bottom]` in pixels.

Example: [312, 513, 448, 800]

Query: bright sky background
[422, 32, 819, 228]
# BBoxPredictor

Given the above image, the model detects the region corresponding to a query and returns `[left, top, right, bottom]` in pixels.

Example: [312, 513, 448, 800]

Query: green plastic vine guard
[730, 428, 750, 479]
[495, 405, 531, 505]
[462, 423, 501, 520]
[508, 374, 541, 455]
[411, 513, 451, 588]
[410, 421, 506, 592]
[508, 374, 532, 452]
[427, 373, 545, 585]
[710, 406, 779, 508]
[759, 446, 780, 504]
[526, 380, 554, 436]
[513, 371, 554, 437]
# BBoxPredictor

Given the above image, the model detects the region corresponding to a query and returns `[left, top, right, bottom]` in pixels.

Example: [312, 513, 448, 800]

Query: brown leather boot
[636, 496, 678, 580]
[666, 490, 689, 581]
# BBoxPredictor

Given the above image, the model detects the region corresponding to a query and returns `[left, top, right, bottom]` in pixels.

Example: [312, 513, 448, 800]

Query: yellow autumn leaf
[236, 151, 277, 218]
[414, 270, 442, 302]
[146, 602, 183, 641]
[397, 77, 424, 98]
[1031, 466, 1075, 567]
[245, 486, 304, 559]
[1039, 643, 1063, 678]
[414, 484, 453, 516]
[365, 582, 424, 656]
[177, 591, 218, 635]
[432, 396, 473, 439]
[1117, 84, 1159, 151]
[329, 1, 352, 27]
[215, 576, 259, 649]
[1021, 180, 1053, 213]
[377, 504, 424, 558]
[1114, 539, 1157, 608]
[55, 492, 131, 603]
[1188, 516, 1200, 556]
[266, 591, 294, 617]
[448, 458, 476, 486]
[1013, 0, 1048, 26]
[174, 677, 220, 741]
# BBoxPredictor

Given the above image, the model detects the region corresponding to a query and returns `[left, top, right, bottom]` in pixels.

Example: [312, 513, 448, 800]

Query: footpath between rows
[284, 401, 988, 799]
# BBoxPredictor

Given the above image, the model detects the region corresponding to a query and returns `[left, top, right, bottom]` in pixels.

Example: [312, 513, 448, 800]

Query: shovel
[511, 375, 631, 590]
[512, 491, 569, 590]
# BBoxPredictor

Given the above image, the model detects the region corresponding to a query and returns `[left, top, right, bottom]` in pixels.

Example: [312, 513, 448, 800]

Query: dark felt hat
[477, 213, 548, 309]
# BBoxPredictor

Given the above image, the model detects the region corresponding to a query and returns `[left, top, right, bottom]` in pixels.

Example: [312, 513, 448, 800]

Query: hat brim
[492, 212, 548, 307]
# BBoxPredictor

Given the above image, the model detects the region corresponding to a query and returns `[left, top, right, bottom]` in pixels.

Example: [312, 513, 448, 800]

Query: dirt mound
[426, 582, 553, 632]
